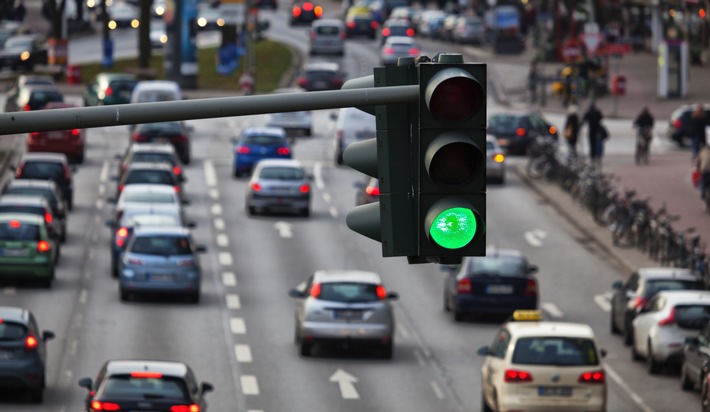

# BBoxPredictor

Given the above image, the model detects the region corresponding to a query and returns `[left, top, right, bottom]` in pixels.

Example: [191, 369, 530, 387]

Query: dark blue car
[232, 127, 292, 177]
[443, 249, 539, 321]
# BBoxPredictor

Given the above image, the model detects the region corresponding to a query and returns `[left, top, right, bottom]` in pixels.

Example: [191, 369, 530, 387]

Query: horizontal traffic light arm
[0, 86, 419, 136]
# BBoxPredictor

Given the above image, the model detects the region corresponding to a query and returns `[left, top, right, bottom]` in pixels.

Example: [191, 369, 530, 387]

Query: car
[0, 20, 24, 49]
[117, 143, 184, 183]
[27, 102, 86, 164]
[436, 13, 458, 40]
[486, 134, 506, 184]
[245, 159, 311, 216]
[14, 152, 74, 210]
[78, 360, 213, 411]
[149, 18, 168, 48]
[151, 0, 166, 17]
[631, 290, 710, 374]
[2, 179, 68, 238]
[344, 6, 378, 38]
[389, 6, 415, 22]
[666, 103, 710, 147]
[109, 203, 189, 278]
[113, 184, 186, 227]
[116, 162, 183, 199]
[0, 34, 48, 72]
[288, 269, 399, 358]
[290, 1, 322, 25]
[254, 0, 277, 8]
[196, 3, 225, 30]
[130, 80, 183, 104]
[610, 267, 701, 345]
[296, 62, 346, 91]
[0, 306, 55, 403]
[681, 320, 710, 391]
[354, 176, 378, 205]
[232, 127, 292, 177]
[333, 106, 376, 165]
[443, 249, 538, 321]
[488, 110, 559, 155]
[4, 75, 55, 112]
[309, 18, 345, 56]
[379, 18, 415, 45]
[452, 16, 486, 44]
[118, 226, 206, 302]
[130, 121, 192, 164]
[0, 213, 57, 287]
[265, 88, 313, 137]
[0, 194, 64, 246]
[416, 10, 445, 38]
[380, 35, 420, 65]
[4, 85, 64, 113]
[478, 310, 607, 412]
[83, 72, 138, 106]
[107, 1, 139, 27]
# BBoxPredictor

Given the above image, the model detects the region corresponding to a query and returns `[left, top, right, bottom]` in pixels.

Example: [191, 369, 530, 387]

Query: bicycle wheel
[526, 156, 549, 180]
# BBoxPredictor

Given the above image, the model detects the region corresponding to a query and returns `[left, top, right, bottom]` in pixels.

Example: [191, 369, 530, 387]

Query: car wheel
[381, 341, 393, 359]
[111, 260, 118, 279]
[233, 169, 240, 178]
[481, 390, 493, 412]
[246, 205, 256, 216]
[623, 319, 633, 345]
[309, 49, 316, 56]
[304, 128, 312, 136]
[443, 291, 451, 312]
[336, 150, 343, 166]
[67, 198, 73, 211]
[76, 152, 85, 164]
[681, 362, 694, 391]
[300, 208, 310, 218]
[647, 341, 661, 374]
[453, 309, 464, 322]
[294, 326, 300, 344]
[40, 272, 53, 289]
[29, 388, 43, 403]
[188, 291, 200, 304]
[610, 306, 620, 334]
[60, 230, 67, 243]
[630, 329, 642, 361]
[119, 288, 129, 302]
[299, 341, 312, 357]
[496, 174, 505, 185]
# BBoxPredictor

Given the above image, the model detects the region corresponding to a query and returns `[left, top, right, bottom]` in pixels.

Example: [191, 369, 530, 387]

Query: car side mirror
[288, 288, 306, 299]
[78, 377, 92, 390]
[685, 336, 700, 347]
[201, 382, 214, 394]
[527, 265, 538, 274]
[477, 346, 490, 356]
[612, 280, 623, 290]
[195, 245, 207, 253]
[42, 330, 55, 341]
[329, 112, 338, 121]
[600, 349, 607, 358]
[387, 292, 399, 300]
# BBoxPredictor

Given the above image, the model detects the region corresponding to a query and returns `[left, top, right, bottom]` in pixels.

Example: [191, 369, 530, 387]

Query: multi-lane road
[1, 5, 699, 412]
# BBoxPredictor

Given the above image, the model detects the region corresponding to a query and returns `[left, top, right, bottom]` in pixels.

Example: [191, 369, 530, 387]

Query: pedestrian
[563, 104, 580, 159]
[13, 0, 25, 21]
[696, 144, 710, 197]
[690, 104, 707, 159]
[528, 60, 538, 104]
[581, 102, 605, 167]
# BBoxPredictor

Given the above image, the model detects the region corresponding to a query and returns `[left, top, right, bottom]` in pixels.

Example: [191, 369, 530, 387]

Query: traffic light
[414, 54, 486, 264]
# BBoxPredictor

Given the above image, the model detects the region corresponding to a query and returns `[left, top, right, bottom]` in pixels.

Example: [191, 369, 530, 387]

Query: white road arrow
[273, 221, 293, 239]
[524, 229, 547, 247]
[329, 369, 359, 399]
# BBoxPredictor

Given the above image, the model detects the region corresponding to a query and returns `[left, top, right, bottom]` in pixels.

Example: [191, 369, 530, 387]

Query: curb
[278, 40, 303, 90]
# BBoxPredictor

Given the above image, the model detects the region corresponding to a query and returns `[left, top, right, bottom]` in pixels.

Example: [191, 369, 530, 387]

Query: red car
[26, 102, 86, 164]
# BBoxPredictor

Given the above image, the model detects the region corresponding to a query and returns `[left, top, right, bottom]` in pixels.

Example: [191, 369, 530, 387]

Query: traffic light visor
[425, 68, 483, 122]
[425, 198, 483, 250]
[425, 133, 484, 186]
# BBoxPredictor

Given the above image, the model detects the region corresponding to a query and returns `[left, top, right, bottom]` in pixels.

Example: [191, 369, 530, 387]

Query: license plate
[314, 81, 327, 89]
[538, 386, 572, 397]
[120, 91, 131, 98]
[47, 131, 64, 139]
[499, 139, 509, 146]
[2, 248, 29, 257]
[0, 350, 15, 360]
[486, 285, 513, 294]
[148, 273, 174, 282]
[154, 138, 169, 143]
[334, 310, 362, 320]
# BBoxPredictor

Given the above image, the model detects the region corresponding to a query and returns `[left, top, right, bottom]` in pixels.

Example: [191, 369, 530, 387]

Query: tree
[42, 0, 67, 38]
[138, 0, 153, 68]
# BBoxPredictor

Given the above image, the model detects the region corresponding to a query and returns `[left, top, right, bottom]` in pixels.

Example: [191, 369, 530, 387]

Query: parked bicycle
[634, 126, 652, 165]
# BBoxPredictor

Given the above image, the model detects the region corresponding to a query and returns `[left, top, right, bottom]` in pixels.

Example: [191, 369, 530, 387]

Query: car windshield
[304, 70, 337, 80]
[29, 91, 63, 107]
[108, 79, 137, 93]
[125, 214, 180, 227]
[4, 37, 32, 49]
[643, 279, 701, 297]
[316, 26, 341, 35]
[0, 321, 26, 341]
[244, 134, 285, 146]
[488, 115, 525, 133]
[130, 235, 192, 255]
[125, 170, 174, 185]
[131, 153, 175, 165]
[0, 221, 40, 241]
[512, 337, 600, 366]
[318, 282, 382, 303]
[101, 375, 189, 400]
[259, 166, 304, 180]
[123, 192, 175, 203]
[19, 162, 64, 180]
[674, 304, 710, 329]
[468, 256, 526, 277]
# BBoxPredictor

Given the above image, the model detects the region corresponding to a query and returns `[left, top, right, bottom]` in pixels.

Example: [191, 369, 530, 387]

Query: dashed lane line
[204, 160, 217, 187]
[606, 366, 654, 412]
[329, 206, 338, 218]
[100, 160, 109, 183]
[222, 272, 237, 286]
[219, 252, 233, 266]
[234, 344, 253, 363]
[594, 293, 612, 313]
[211, 204, 223, 215]
[3, 287, 16, 295]
[79, 289, 88, 304]
[226, 294, 241, 309]
[209, 188, 220, 200]
[323, 192, 332, 203]
[430, 381, 445, 400]
[241, 375, 260, 395]
[314, 162, 325, 190]
[216, 234, 229, 247]
[230, 318, 246, 334]
[214, 218, 225, 230]
[541, 302, 564, 319]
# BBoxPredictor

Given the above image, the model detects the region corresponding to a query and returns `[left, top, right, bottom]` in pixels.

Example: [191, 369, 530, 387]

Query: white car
[130, 80, 183, 104]
[333, 107, 376, 165]
[479, 310, 607, 412]
[149, 19, 167, 48]
[631, 290, 710, 374]
[486, 134, 505, 184]
[113, 184, 185, 227]
[108, 1, 139, 28]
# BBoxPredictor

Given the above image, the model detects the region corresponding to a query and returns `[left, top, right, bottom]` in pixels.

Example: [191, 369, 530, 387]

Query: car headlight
[20, 51, 30, 61]
[197, 17, 207, 27]
[122, 269, 135, 278]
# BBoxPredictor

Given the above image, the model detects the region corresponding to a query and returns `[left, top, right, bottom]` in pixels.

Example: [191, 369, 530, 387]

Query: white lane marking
[274, 221, 293, 238]
[204, 160, 218, 187]
[234, 344, 253, 363]
[330, 369, 359, 400]
[322, 192, 332, 203]
[241, 375, 260, 395]
[100, 160, 109, 183]
[91, 231, 98, 242]
[98, 184, 105, 196]
[594, 293, 612, 313]
[209, 188, 220, 200]
[397, 324, 410, 339]
[79, 289, 88, 304]
[222, 272, 237, 286]
[96, 199, 103, 210]
[606, 366, 654, 412]
[211, 204, 223, 215]
[226, 294, 241, 309]
[524, 229, 547, 247]
[88, 249, 96, 262]
[214, 218, 225, 230]
[541, 302, 564, 319]
[314, 162, 325, 190]
[68, 339, 78, 357]
[65, 370, 73, 381]
[247, 410, 264, 412]
[413, 349, 426, 366]
[3, 287, 16, 295]
[219, 252, 233, 266]
[230, 318, 246, 334]
[430, 381, 445, 400]
[216, 234, 229, 247]
[329, 206, 338, 218]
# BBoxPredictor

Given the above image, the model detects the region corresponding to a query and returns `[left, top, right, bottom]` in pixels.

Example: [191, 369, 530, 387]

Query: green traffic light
[429, 207, 477, 249]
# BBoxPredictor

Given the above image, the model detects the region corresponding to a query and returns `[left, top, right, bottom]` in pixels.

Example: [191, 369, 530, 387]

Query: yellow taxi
[478, 310, 607, 412]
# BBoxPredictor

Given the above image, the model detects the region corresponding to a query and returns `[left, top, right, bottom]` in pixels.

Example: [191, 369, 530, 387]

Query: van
[130, 80, 183, 104]
[333, 106, 375, 165]
[309, 18, 345, 56]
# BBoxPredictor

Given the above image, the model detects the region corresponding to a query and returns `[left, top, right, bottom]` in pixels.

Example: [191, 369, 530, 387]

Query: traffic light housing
[414, 55, 486, 264]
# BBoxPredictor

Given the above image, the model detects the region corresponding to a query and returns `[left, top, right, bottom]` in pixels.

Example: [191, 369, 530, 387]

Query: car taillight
[339, 31, 346, 40]
[632, 296, 649, 311]
[504, 369, 533, 383]
[549, 126, 557, 135]
[673, 119, 682, 129]
[383, 47, 395, 55]
[71, 129, 81, 137]
[250, 182, 262, 192]
[237, 146, 251, 154]
[15, 163, 23, 177]
[130, 371, 162, 378]
[382, 28, 391, 36]
[299, 184, 310, 193]
[303, 2, 313, 10]
[25, 335, 38, 349]
[330, 79, 343, 87]
[347, 21, 356, 29]
[118, 184, 125, 193]
[314, 5, 322, 16]
[64, 164, 72, 181]
[309, 31, 316, 40]
[310, 283, 321, 298]
[44, 212, 53, 224]
[494, 153, 505, 163]
[175, 134, 188, 142]
[173, 185, 180, 193]
[408, 47, 420, 56]
[524, 278, 538, 296]
[365, 186, 380, 196]
[516, 128, 526, 137]
[371, 21, 379, 29]
[376, 285, 387, 299]
[578, 370, 605, 384]
[9, 220, 21, 228]
[297, 77, 308, 87]
[126, 257, 143, 265]
[132, 133, 147, 142]
[37, 240, 50, 253]
[105, 86, 113, 96]
[292, 6, 301, 16]
[23, 104, 31, 111]
[406, 28, 414, 36]
[29, 131, 40, 139]
[91, 401, 121, 410]
[170, 404, 200, 412]
[456, 278, 471, 294]
[115, 227, 129, 247]
[173, 165, 182, 176]
[277, 147, 291, 155]
[658, 307, 675, 326]
[177, 258, 195, 266]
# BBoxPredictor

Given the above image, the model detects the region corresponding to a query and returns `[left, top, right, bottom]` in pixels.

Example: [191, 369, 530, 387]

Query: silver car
[486, 134, 506, 184]
[265, 89, 313, 136]
[288, 270, 399, 358]
[380, 35, 420, 66]
[309, 18, 345, 56]
[118, 226, 206, 303]
[333, 107, 376, 165]
[245, 159, 312, 217]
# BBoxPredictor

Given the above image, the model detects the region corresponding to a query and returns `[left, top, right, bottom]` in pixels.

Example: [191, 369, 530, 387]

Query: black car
[487, 111, 558, 155]
[290, 1, 322, 25]
[2, 180, 68, 237]
[14, 153, 74, 210]
[610, 267, 702, 345]
[3, 75, 56, 112]
[345, 12, 378, 39]
[78, 360, 214, 412]
[667, 103, 710, 147]
[131, 122, 192, 164]
[118, 143, 184, 183]
[116, 162, 183, 199]
[4, 85, 63, 113]
[0, 306, 55, 403]
[254, 0, 277, 9]
[681, 321, 710, 391]
[296, 62, 345, 92]
[443, 249, 539, 321]
[0, 34, 48, 72]
[379, 18, 415, 44]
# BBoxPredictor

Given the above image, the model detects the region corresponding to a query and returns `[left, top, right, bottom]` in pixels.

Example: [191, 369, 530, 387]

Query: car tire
[304, 128, 312, 136]
[300, 208, 310, 218]
[381, 341, 393, 359]
[247, 205, 256, 216]
[623, 319, 633, 346]
[309, 49, 316, 56]
[29, 388, 43, 403]
[453, 309, 464, 322]
[40, 272, 53, 289]
[610, 306, 620, 334]
[233, 169, 240, 178]
[647, 341, 661, 374]
[119, 288, 129, 302]
[681, 363, 694, 391]
[496, 174, 505, 185]
[188, 291, 200, 304]
[76, 152, 85, 164]
[482, 390, 493, 412]
[182, 152, 190, 165]
[111, 260, 118, 279]
[336, 150, 343, 166]
[444, 292, 451, 312]
[299, 341, 312, 357]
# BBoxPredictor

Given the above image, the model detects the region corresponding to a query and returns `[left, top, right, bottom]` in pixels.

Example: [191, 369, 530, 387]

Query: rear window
[0, 204, 44, 216]
[304, 70, 337, 80]
[138, 122, 183, 135]
[19, 162, 64, 180]
[512, 337, 600, 366]
[644, 279, 701, 297]
[488, 115, 525, 133]
[4, 188, 57, 208]
[123, 192, 176, 203]
[674, 305, 710, 329]
[467, 256, 526, 277]
[0, 321, 26, 340]
[29, 91, 63, 107]
[100, 375, 189, 400]
[125, 170, 175, 185]
[315, 26, 341, 35]
[0, 221, 40, 241]
[108, 80, 138, 93]
[135, 90, 179, 103]
[258, 166, 304, 180]
[130, 236, 192, 255]
[244, 134, 285, 146]
[318, 282, 381, 303]
[131, 153, 176, 165]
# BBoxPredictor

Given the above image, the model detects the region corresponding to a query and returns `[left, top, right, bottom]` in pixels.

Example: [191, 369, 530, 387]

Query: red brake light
[516, 128, 526, 137]
[297, 77, 308, 87]
[382, 28, 391, 36]
[406, 28, 414, 36]
[237, 146, 251, 154]
[408, 47, 419, 56]
[250, 182, 262, 192]
[365, 186, 380, 196]
[383, 47, 395, 55]
[23, 104, 30, 111]
[633, 296, 649, 311]
[504, 369, 533, 383]
[673, 119, 682, 129]
[37, 240, 51, 253]
[118, 184, 125, 193]
[658, 307, 675, 326]
[44, 212, 53, 224]
[30, 131, 40, 138]
[347, 21, 356, 29]
[71, 129, 81, 137]
[549, 126, 557, 135]
[302, 2, 313, 11]
[170, 405, 200, 412]
[91, 401, 121, 411]
[130, 371, 162, 378]
[524, 278, 538, 296]
[578, 370, 605, 384]
[376, 285, 387, 299]
[292, 6, 301, 15]
[371, 21, 379, 29]
[310, 283, 321, 298]
[105, 86, 113, 96]
[299, 184, 310, 193]
[456, 278, 471, 294]
[339, 31, 346, 40]
[25, 335, 38, 348]
[277, 147, 291, 155]
[173, 165, 182, 176]
[116, 227, 129, 247]
[9, 220, 21, 228]
[132, 133, 147, 142]
[175, 134, 188, 142]
[173, 185, 180, 193]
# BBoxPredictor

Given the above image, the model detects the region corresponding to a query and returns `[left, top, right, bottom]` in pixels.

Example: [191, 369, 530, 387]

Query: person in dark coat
[13, 0, 25, 21]
[690, 104, 707, 159]
[564, 104, 580, 159]
[581, 102, 604, 165]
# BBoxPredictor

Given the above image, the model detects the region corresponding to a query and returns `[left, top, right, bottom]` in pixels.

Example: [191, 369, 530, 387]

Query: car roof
[654, 290, 710, 302]
[255, 159, 303, 169]
[18, 74, 55, 85]
[243, 126, 286, 137]
[134, 80, 181, 90]
[21, 152, 68, 163]
[506, 321, 596, 339]
[97, 72, 137, 81]
[43, 102, 77, 110]
[313, 270, 382, 285]
[384, 35, 415, 45]
[313, 18, 343, 27]
[129, 143, 177, 154]
[104, 360, 188, 377]
[133, 225, 191, 236]
[637, 267, 695, 280]
[6, 179, 57, 189]
[384, 19, 411, 26]
[122, 203, 181, 215]
[126, 162, 173, 171]
[7, 34, 38, 42]
[0, 306, 30, 324]
[0, 195, 48, 206]
[120, 184, 177, 194]
[304, 62, 340, 72]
